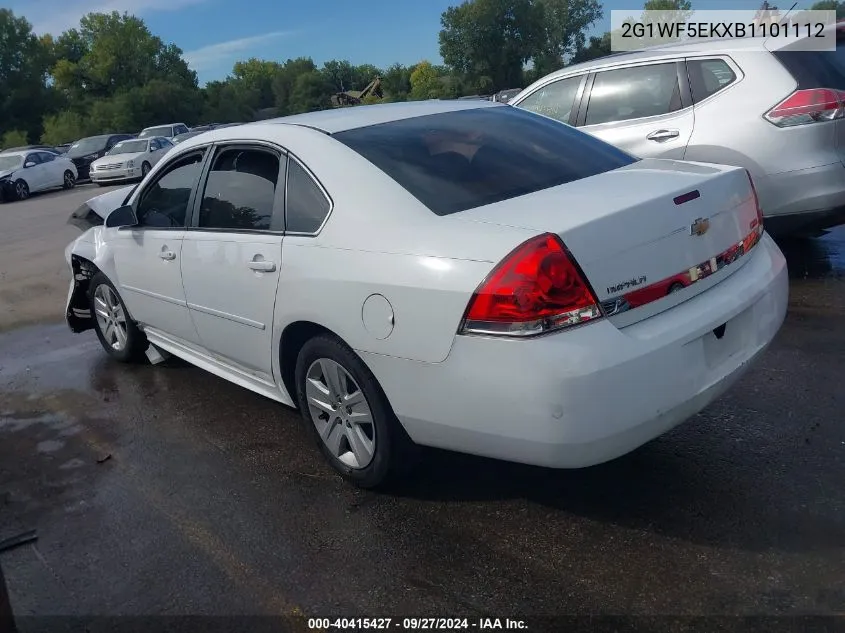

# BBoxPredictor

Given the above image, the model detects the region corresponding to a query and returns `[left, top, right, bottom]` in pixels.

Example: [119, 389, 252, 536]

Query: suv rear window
[773, 41, 845, 89]
[334, 106, 637, 216]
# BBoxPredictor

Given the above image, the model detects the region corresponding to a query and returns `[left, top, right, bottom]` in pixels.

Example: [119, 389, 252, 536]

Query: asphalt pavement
[0, 186, 844, 627]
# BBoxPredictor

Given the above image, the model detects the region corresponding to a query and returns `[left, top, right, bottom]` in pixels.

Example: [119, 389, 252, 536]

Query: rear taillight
[745, 169, 764, 231]
[764, 88, 845, 127]
[459, 233, 602, 337]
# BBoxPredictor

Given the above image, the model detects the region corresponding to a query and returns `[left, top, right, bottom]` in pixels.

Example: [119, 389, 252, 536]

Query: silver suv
[511, 30, 845, 235]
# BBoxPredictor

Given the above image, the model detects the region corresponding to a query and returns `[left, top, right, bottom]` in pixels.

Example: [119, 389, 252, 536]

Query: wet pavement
[0, 225, 844, 622]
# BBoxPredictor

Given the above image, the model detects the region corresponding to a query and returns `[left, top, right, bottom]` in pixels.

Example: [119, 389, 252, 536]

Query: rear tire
[62, 170, 76, 190]
[88, 272, 148, 363]
[294, 334, 416, 488]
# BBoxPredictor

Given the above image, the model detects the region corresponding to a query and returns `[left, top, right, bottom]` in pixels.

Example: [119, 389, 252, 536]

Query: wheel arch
[277, 320, 399, 420]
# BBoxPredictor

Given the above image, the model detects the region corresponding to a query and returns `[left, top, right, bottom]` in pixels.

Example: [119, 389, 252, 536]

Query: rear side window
[585, 63, 683, 126]
[516, 75, 583, 124]
[285, 158, 331, 233]
[334, 106, 636, 216]
[687, 59, 737, 102]
[773, 42, 845, 89]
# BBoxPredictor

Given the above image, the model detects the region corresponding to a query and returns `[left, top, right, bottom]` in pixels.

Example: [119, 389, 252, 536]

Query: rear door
[36, 152, 63, 187]
[578, 61, 695, 160]
[180, 143, 286, 382]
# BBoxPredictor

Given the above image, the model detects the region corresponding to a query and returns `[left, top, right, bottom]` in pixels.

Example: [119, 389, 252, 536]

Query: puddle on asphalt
[777, 226, 845, 280]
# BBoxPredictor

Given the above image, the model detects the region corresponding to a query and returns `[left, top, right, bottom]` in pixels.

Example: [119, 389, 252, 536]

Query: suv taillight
[459, 233, 602, 338]
[764, 88, 845, 127]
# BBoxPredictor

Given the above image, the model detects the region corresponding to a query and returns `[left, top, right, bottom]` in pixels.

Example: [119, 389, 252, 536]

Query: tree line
[1, 0, 843, 149]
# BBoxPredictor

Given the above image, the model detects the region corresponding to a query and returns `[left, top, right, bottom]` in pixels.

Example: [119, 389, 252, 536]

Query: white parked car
[63, 100, 788, 487]
[90, 137, 174, 185]
[137, 123, 190, 141]
[0, 149, 78, 202]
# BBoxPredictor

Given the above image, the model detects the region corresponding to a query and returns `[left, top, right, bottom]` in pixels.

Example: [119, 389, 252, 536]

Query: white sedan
[89, 137, 173, 185]
[0, 149, 77, 201]
[63, 100, 788, 487]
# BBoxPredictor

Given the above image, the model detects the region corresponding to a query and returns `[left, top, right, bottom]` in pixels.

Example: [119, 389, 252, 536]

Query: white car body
[0, 149, 78, 200]
[89, 137, 173, 184]
[137, 123, 190, 141]
[63, 100, 788, 484]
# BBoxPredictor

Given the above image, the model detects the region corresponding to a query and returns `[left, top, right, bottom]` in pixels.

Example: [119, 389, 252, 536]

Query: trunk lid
[454, 158, 762, 327]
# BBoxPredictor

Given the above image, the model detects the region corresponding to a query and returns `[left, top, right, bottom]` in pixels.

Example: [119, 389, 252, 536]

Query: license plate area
[702, 305, 753, 369]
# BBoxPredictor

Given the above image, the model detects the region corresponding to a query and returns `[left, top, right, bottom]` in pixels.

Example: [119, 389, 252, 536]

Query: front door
[579, 62, 695, 160]
[180, 144, 286, 381]
[111, 148, 209, 345]
[22, 153, 46, 191]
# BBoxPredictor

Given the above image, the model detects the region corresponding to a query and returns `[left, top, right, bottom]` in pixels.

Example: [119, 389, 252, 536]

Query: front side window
[285, 159, 331, 233]
[24, 153, 41, 166]
[516, 75, 582, 124]
[334, 106, 636, 216]
[584, 63, 682, 126]
[136, 149, 206, 228]
[198, 147, 281, 231]
[687, 59, 737, 102]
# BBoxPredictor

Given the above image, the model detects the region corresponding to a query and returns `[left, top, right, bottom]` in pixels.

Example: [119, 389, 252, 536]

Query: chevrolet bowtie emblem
[690, 217, 710, 236]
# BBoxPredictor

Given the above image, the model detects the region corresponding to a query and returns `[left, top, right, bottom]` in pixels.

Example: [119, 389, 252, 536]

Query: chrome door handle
[247, 260, 276, 272]
[159, 250, 176, 260]
[647, 129, 680, 142]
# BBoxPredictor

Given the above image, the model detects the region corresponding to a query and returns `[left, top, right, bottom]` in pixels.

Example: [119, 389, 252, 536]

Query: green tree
[322, 59, 357, 91]
[231, 58, 282, 110]
[439, 0, 541, 90]
[41, 111, 87, 144]
[409, 61, 444, 100]
[810, 0, 845, 18]
[381, 63, 412, 101]
[1, 130, 29, 150]
[643, 0, 692, 10]
[0, 10, 52, 142]
[532, 0, 604, 76]
[272, 57, 318, 114]
[288, 70, 333, 113]
[571, 31, 612, 63]
[202, 80, 258, 123]
[51, 12, 199, 102]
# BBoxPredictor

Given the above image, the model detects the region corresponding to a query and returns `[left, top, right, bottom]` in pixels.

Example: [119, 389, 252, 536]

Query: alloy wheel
[305, 358, 376, 469]
[15, 181, 28, 200]
[93, 284, 128, 352]
[64, 172, 75, 189]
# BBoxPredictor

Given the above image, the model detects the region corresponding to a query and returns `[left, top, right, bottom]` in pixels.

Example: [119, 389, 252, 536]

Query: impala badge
[690, 217, 710, 236]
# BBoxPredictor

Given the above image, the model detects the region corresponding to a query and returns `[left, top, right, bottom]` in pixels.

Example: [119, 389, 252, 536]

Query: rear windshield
[333, 106, 637, 216]
[773, 40, 845, 89]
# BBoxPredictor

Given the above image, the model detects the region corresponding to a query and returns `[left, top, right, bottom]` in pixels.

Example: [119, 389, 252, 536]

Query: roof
[258, 99, 504, 134]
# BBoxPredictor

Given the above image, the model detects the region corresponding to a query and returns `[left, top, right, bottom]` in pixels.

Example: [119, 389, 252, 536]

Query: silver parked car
[512, 27, 845, 235]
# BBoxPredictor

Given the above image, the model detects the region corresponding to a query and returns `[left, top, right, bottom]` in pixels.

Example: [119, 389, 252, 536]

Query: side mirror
[24, 161, 35, 168]
[105, 204, 139, 228]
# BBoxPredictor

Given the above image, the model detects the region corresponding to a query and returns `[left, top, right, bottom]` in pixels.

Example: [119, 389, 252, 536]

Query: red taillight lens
[764, 88, 845, 127]
[745, 169, 764, 231]
[460, 233, 603, 337]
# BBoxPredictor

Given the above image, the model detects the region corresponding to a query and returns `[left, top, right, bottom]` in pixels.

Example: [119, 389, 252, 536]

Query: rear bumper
[360, 234, 788, 468]
[763, 161, 845, 234]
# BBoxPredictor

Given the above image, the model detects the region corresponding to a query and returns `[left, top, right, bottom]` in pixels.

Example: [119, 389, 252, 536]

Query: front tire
[14, 179, 29, 200]
[295, 334, 414, 488]
[88, 272, 148, 363]
[141, 162, 151, 177]
[63, 170, 76, 190]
